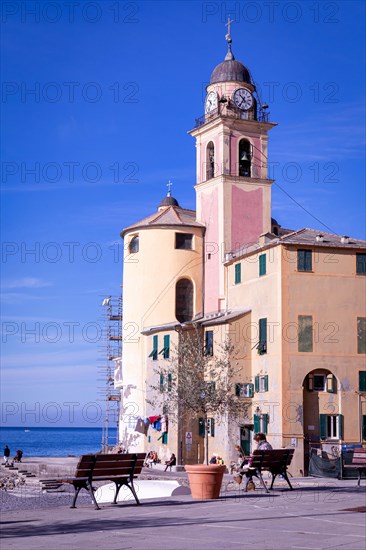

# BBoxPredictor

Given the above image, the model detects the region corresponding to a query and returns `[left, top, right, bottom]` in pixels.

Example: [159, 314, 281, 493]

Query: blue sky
[1, 1, 365, 426]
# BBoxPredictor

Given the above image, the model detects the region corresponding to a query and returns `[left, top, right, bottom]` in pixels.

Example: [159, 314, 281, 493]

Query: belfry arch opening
[206, 141, 215, 180]
[175, 278, 194, 323]
[239, 139, 252, 177]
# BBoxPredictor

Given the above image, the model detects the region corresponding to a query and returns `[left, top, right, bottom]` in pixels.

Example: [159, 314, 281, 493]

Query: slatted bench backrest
[250, 449, 295, 472]
[93, 453, 146, 478]
[74, 454, 96, 478]
[352, 448, 366, 465]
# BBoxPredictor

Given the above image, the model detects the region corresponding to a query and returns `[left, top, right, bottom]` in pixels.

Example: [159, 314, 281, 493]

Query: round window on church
[129, 235, 139, 254]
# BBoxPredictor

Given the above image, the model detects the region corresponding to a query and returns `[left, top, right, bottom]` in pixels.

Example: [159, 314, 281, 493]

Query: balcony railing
[194, 106, 270, 129]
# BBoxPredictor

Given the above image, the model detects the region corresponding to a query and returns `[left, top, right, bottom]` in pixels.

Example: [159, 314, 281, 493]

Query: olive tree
[148, 327, 247, 465]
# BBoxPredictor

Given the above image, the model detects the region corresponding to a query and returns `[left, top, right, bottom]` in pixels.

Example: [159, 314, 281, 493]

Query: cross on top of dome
[167, 179, 173, 197]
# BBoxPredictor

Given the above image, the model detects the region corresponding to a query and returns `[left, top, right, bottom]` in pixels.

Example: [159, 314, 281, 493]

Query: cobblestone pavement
[1, 477, 365, 550]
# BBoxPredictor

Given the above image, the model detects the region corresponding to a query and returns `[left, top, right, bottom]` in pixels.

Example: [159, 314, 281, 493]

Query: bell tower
[189, 21, 276, 314]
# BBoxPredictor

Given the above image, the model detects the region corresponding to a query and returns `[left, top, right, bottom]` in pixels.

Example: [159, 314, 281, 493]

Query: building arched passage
[239, 139, 252, 177]
[302, 369, 341, 475]
[175, 278, 194, 323]
[206, 141, 215, 180]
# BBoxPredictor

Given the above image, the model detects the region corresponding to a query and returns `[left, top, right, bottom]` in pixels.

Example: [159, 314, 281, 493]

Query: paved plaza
[1, 477, 365, 550]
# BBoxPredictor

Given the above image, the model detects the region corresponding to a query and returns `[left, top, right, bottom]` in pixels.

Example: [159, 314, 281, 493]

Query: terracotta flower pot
[185, 464, 226, 499]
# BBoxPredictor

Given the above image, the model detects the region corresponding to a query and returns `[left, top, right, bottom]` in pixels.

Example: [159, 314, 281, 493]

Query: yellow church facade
[115, 33, 366, 476]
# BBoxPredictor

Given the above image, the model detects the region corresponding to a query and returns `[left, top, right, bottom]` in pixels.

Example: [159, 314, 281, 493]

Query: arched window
[206, 141, 215, 180]
[239, 139, 251, 177]
[129, 235, 139, 253]
[175, 278, 193, 323]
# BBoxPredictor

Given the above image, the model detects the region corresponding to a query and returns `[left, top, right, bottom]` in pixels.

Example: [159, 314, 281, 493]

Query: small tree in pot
[148, 327, 247, 497]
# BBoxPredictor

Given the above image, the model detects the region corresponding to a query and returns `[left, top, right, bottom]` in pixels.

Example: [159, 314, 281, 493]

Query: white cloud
[1, 278, 52, 290]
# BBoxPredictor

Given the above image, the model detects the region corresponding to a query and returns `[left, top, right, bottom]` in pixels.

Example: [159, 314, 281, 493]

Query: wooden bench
[241, 449, 295, 493]
[343, 448, 366, 486]
[42, 453, 146, 509]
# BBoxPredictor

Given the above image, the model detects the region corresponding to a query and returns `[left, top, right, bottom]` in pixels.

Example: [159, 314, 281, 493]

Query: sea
[0, 427, 118, 457]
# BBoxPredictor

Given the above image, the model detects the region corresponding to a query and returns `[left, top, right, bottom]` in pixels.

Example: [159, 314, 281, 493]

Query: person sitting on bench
[234, 433, 272, 486]
[164, 453, 176, 471]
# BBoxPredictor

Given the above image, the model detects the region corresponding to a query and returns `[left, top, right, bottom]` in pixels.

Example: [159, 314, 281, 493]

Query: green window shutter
[198, 418, 205, 437]
[258, 318, 267, 354]
[254, 375, 259, 393]
[319, 414, 326, 440]
[356, 253, 366, 274]
[337, 414, 343, 440]
[153, 335, 158, 360]
[159, 373, 164, 392]
[164, 334, 170, 359]
[248, 383, 254, 398]
[326, 374, 336, 393]
[149, 335, 158, 359]
[297, 249, 305, 271]
[208, 418, 215, 437]
[298, 249, 312, 272]
[359, 371, 366, 392]
[254, 414, 260, 433]
[162, 432, 168, 444]
[259, 254, 266, 276]
[357, 318, 366, 354]
[298, 315, 313, 352]
[264, 375, 269, 392]
[167, 373, 172, 392]
[305, 250, 312, 271]
[262, 413, 269, 434]
[235, 263, 241, 284]
[362, 415, 366, 441]
[307, 373, 314, 391]
[205, 330, 213, 356]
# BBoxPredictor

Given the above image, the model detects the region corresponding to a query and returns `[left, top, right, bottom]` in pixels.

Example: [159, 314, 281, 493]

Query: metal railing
[194, 107, 270, 129]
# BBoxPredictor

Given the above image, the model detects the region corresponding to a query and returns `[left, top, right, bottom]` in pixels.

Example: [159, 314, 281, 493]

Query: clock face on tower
[233, 88, 253, 111]
[205, 91, 218, 114]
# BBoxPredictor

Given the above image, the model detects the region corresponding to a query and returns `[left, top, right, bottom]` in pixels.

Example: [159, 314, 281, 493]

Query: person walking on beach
[4, 445, 10, 466]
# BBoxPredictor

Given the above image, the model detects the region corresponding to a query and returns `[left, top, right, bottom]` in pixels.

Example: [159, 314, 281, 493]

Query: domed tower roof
[210, 19, 252, 85]
[210, 47, 251, 85]
[121, 181, 206, 238]
[158, 181, 180, 210]
[159, 195, 180, 208]
[210, 59, 251, 85]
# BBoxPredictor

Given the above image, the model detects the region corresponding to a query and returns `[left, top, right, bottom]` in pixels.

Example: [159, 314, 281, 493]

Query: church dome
[210, 41, 251, 85]
[210, 59, 251, 84]
[159, 195, 180, 208]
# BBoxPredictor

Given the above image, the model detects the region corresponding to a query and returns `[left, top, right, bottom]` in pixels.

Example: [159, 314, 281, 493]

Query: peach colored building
[115, 32, 366, 476]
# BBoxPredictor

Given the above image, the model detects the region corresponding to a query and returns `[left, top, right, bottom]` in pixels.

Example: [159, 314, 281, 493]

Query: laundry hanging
[134, 417, 149, 435]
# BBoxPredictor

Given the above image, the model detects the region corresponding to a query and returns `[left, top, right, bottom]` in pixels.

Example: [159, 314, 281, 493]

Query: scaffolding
[98, 294, 122, 452]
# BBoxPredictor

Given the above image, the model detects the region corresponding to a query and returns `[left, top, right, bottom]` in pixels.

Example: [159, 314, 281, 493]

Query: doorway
[240, 426, 253, 456]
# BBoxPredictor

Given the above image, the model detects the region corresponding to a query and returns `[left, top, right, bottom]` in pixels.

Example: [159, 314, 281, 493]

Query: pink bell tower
[189, 20, 276, 314]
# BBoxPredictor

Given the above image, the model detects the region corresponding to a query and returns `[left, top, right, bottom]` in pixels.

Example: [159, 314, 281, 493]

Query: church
[114, 27, 366, 476]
